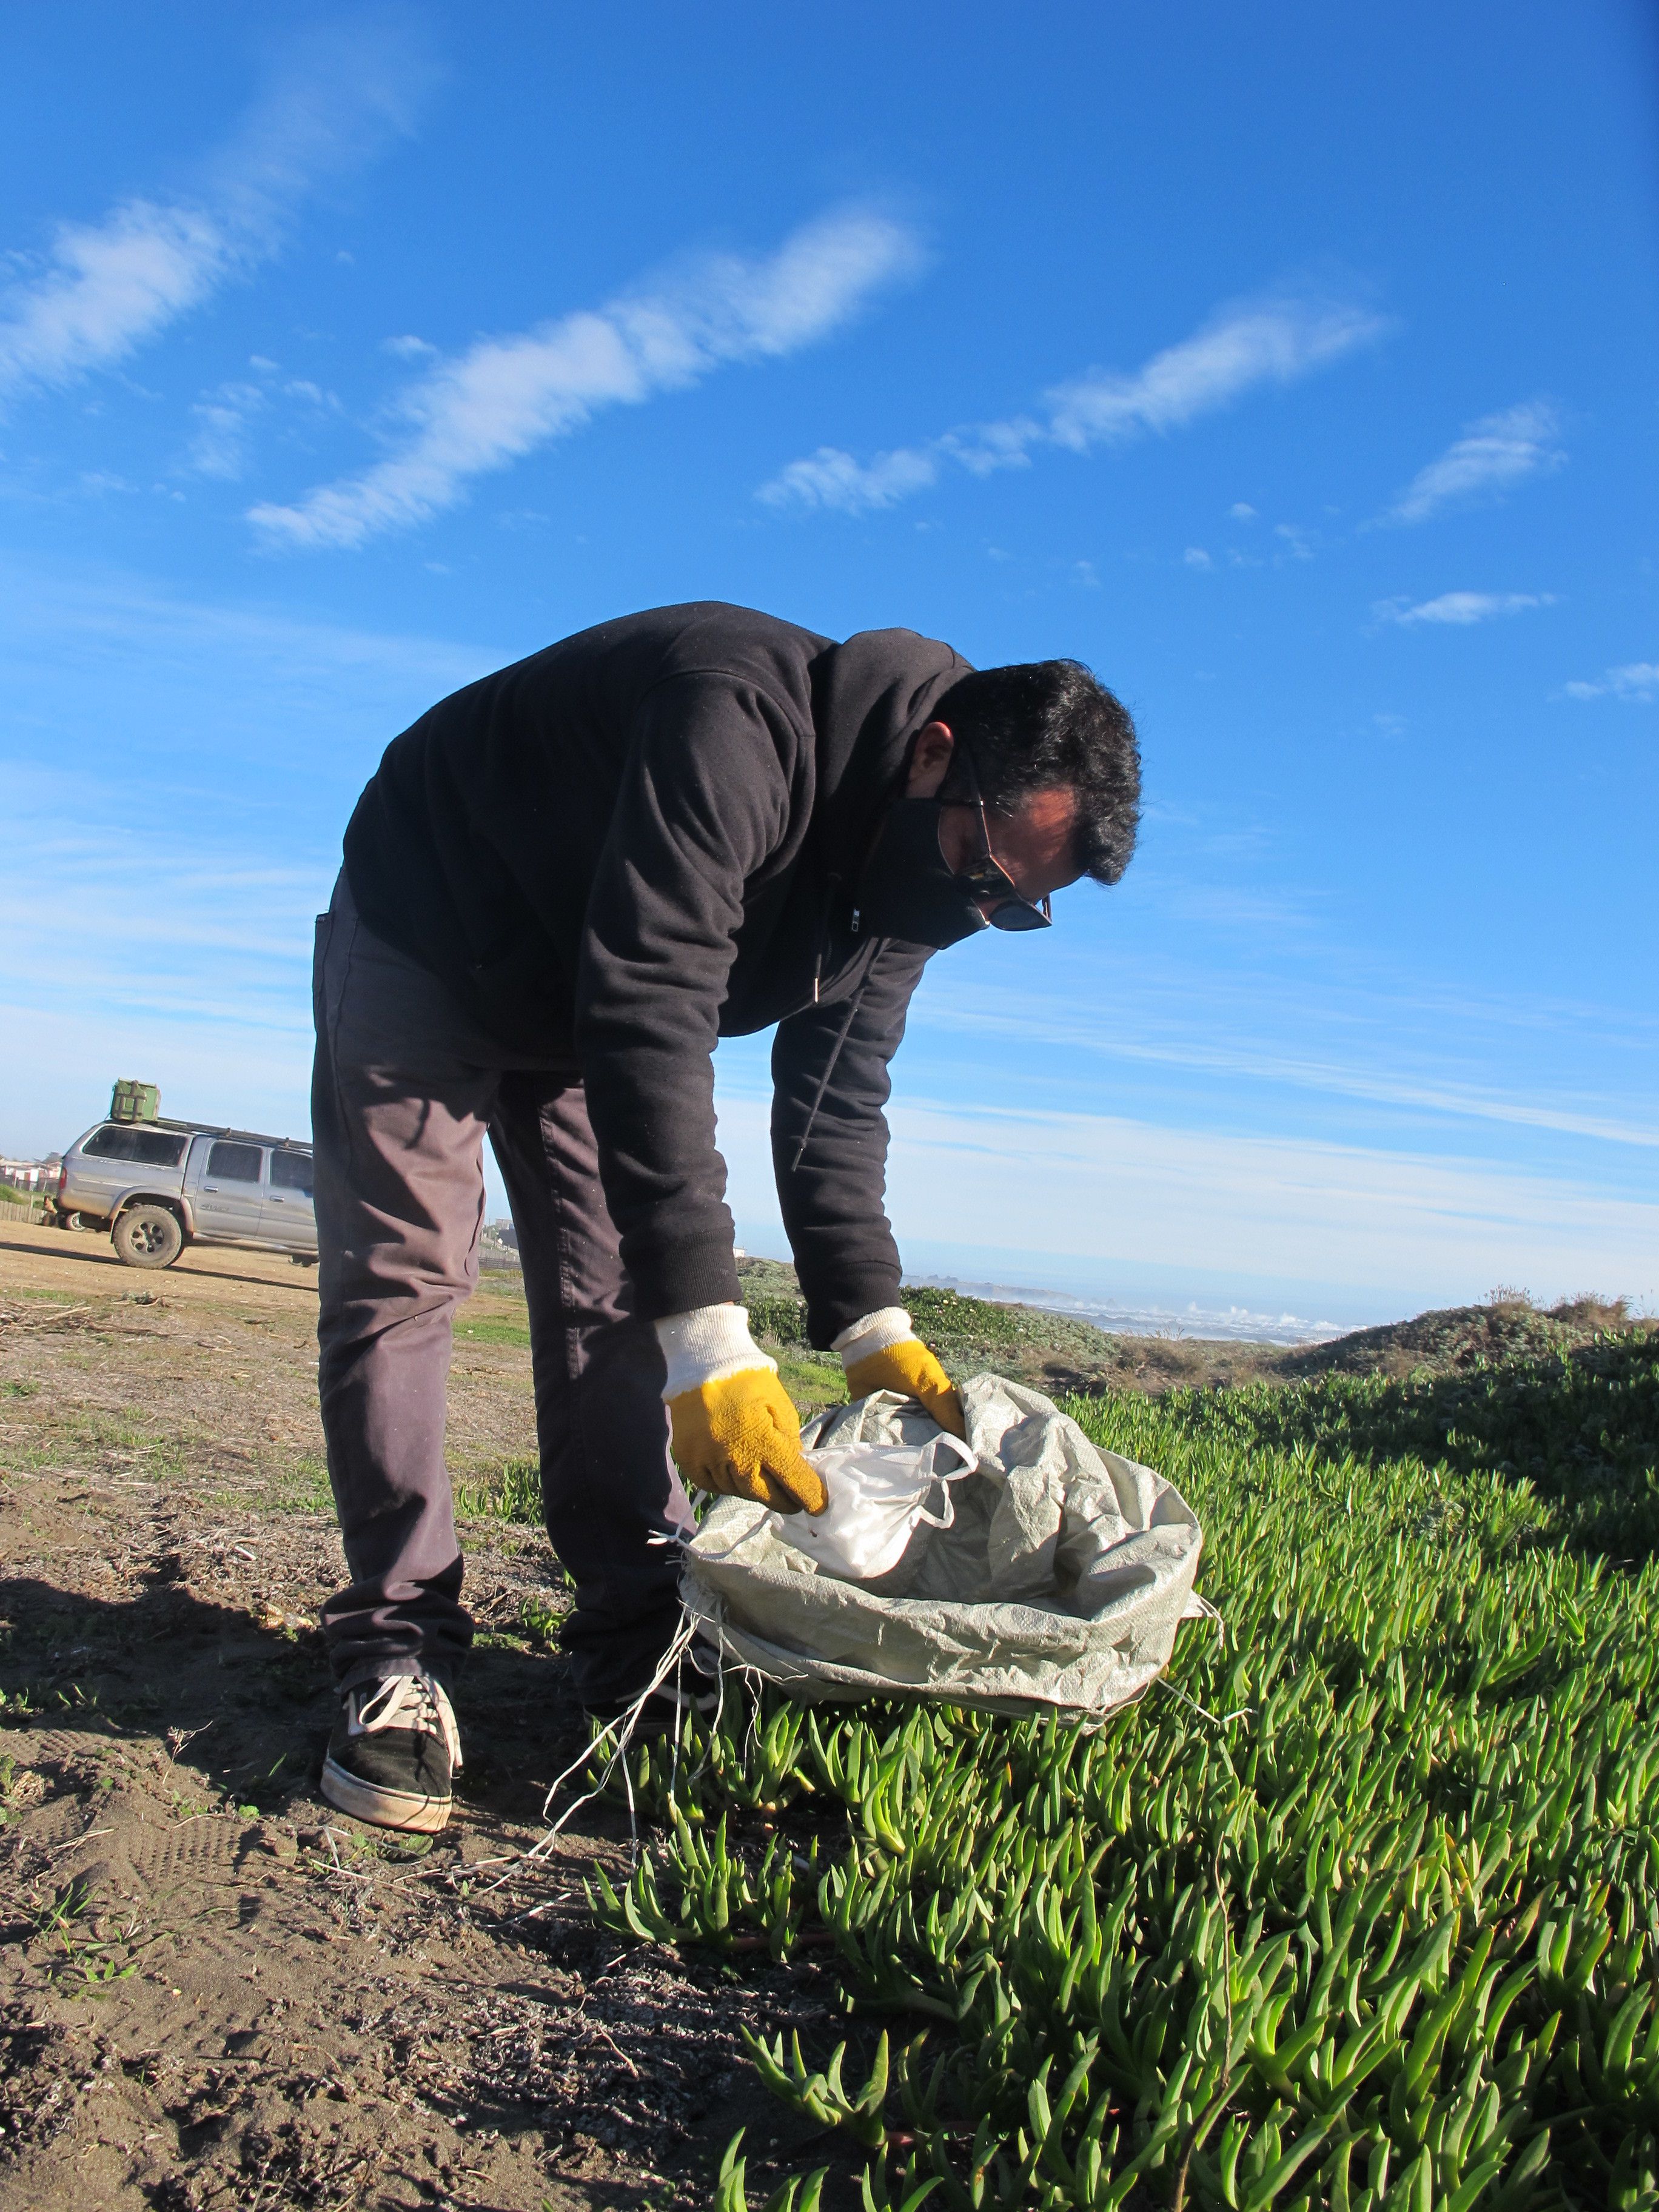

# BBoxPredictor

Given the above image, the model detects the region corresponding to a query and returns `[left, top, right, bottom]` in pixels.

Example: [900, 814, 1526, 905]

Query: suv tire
[113, 1205, 184, 1270]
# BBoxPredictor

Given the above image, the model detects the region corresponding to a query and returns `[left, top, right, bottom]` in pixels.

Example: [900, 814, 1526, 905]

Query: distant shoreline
[478, 1231, 1352, 1347]
[906, 1273, 1350, 1349]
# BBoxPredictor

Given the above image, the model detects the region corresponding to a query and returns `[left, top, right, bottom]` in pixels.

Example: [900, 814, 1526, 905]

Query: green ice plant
[714, 2131, 829, 2212]
[584, 1332, 1659, 2208]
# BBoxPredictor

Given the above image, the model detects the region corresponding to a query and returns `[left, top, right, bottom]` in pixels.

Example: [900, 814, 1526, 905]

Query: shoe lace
[351, 1671, 462, 1768]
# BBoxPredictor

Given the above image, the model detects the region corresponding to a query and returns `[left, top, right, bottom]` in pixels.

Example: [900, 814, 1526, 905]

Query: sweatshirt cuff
[655, 1303, 777, 1400]
[832, 1307, 916, 1370]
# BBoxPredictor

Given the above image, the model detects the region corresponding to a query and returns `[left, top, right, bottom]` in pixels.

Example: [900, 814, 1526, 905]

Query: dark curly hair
[931, 659, 1141, 886]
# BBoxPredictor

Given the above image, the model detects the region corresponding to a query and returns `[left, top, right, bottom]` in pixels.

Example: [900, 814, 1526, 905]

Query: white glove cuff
[831, 1307, 916, 1369]
[656, 1302, 777, 1401]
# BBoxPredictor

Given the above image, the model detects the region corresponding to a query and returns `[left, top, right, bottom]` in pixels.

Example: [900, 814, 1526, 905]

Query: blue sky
[1, 1, 1655, 1324]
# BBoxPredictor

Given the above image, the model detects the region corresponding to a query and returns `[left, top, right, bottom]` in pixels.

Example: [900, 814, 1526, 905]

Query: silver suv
[56, 1118, 318, 1270]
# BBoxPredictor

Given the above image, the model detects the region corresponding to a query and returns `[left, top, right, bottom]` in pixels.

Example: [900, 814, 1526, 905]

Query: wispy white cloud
[1382, 400, 1563, 525]
[1046, 298, 1382, 446]
[1375, 589, 1557, 627]
[184, 366, 339, 479]
[1183, 546, 1213, 570]
[910, 971, 1659, 1151]
[187, 379, 267, 479]
[1563, 660, 1659, 702]
[712, 1087, 1659, 1309]
[0, 16, 427, 409]
[759, 292, 1387, 514]
[76, 470, 139, 498]
[0, 555, 498, 767]
[894, 1101, 1659, 1305]
[250, 208, 923, 550]
[0, 560, 508, 1155]
[0, 203, 234, 403]
[763, 441, 943, 512]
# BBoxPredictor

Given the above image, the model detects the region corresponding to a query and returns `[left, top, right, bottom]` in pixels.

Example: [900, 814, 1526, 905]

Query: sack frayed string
[488, 1564, 765, 1906]
[480, 1606, 703, 1898]
[1152, 1672, 1254, 1730]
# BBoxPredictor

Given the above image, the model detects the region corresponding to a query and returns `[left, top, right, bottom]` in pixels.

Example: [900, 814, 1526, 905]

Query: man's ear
[905, 722, 956, 799]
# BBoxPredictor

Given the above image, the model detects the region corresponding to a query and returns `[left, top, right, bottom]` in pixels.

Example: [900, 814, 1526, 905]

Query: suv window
[206, 1141, 265, 1184]
[270, 1150, 314, 1196]
[83, 1126, 188, 1168]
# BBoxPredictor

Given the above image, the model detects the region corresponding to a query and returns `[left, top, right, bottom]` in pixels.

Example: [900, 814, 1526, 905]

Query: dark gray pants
[311, 876, 695, 1707]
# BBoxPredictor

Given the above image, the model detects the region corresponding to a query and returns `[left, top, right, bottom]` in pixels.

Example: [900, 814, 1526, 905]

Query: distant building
[0, 1153, 58, 1192]
[478, 1218, 521, 1270]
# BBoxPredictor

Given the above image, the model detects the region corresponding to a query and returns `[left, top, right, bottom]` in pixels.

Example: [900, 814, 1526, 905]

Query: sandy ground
[0, 1222, 834, 2211]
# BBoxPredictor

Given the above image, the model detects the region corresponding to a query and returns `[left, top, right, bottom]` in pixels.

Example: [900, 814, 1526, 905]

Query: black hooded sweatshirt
[341, 603, 972, 1346]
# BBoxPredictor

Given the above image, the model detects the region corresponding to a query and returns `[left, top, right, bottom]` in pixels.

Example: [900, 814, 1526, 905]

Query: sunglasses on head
[951, 741, 1053, 932]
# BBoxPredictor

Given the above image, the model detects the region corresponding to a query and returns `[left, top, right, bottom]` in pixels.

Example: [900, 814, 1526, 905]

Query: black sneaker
[320, 1671, 461, 1833]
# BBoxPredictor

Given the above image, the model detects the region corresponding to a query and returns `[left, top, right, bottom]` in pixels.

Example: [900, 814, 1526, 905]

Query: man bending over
[312, 602, 1139, 1831]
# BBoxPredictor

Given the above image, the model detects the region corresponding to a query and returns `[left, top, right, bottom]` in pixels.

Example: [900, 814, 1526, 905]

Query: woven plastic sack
[680, 1373, 1207, 1718]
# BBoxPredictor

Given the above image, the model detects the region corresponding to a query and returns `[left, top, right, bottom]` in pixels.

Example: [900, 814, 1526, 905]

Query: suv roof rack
[106, 1117, 311, 1153]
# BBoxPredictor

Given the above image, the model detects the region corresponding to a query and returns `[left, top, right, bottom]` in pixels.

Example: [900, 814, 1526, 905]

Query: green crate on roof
[110, 1079, 161, 1124]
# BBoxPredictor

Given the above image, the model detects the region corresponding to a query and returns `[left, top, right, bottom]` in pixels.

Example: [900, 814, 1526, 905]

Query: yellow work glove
[836, 1308, 967, 1439]
[666, 1369, 828, 1515]
[655, 1303, 828, 1515]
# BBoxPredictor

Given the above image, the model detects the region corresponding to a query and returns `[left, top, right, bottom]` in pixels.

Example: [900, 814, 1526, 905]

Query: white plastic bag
[771, 1430, 978, 1582]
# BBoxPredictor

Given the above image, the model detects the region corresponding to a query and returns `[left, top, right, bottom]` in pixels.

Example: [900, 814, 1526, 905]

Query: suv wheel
[113, 1205, 184, 1270]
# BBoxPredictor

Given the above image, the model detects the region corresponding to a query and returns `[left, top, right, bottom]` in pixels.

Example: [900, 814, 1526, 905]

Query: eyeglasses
[951, 742, 1053, 932]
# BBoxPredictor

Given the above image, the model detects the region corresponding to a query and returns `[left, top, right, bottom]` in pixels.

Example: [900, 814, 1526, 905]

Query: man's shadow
[0, 1569, 771, 2210]
[0, 1566, 595, 1825]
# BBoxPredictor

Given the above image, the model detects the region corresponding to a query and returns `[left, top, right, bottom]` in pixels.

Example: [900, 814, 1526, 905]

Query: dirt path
[0, 1224, 828, 2210]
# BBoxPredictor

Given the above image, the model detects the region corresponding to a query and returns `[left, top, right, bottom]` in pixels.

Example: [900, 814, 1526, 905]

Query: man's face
[903, 721, 1082, 914]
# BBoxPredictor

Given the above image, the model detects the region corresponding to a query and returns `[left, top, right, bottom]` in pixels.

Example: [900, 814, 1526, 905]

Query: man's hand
[836, 1309, 967, 1438]
[656, 1303, 828, 1513]
[666, 1368, 827, 1513]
